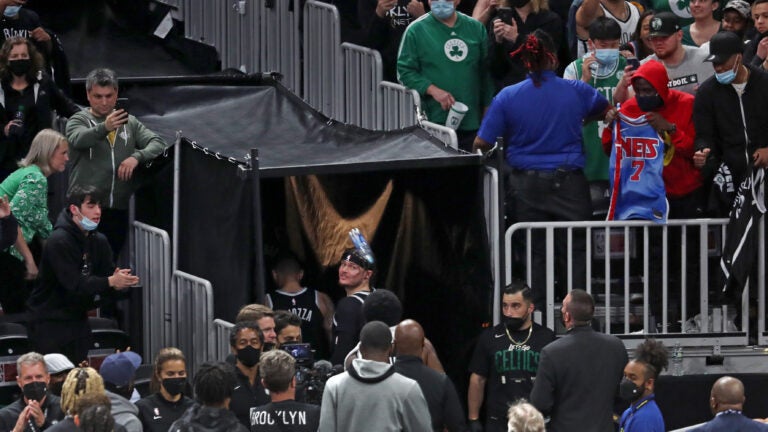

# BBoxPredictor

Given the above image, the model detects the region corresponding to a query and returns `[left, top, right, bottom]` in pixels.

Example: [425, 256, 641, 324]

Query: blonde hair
[19, 129, 67, 176]
[150, 347, 187, 393]
[236, 303, 273, 323]
[507, 400, 545, 432]
[60, 367, 105, 415]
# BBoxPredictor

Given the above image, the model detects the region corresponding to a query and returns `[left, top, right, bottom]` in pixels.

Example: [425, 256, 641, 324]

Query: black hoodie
[27, 208, 115, 321]
[169, 404, 248, 432]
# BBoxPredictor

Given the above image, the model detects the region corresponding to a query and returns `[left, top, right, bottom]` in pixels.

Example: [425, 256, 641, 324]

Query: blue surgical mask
[715, 58, 739, 84]
[431, 0, 455, 19]
[594, 48, 620, 65]
[3, 6, 20, 17]
[75, 209, 99, 231]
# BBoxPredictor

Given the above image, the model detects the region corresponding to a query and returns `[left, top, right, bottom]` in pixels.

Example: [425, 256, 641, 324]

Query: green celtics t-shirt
[569, 56, 626, 182]
[648, 0, 694, 26]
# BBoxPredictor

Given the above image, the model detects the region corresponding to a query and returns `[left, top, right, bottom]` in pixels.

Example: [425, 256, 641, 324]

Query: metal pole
[250, 148, 267, 303]
[495, 138, 506, 308]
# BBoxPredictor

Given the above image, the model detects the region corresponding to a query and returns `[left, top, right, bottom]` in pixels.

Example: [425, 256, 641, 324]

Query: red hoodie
[603, 60, 701, 199]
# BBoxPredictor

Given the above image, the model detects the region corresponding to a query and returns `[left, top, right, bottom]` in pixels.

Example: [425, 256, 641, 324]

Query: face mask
[162, 377, 186, 397]
[22, 381, 47, 402]
[636, 94, 664, 112]
[8, 59, 30, 77]
[236, 345, 261, 367]
[715, 57, 739, 84]
[510, 0, 530, 8]
[3, 6, 20, 17]
[594, 49, 619, 65]
[262, 342, 276, 352]
[504, 314, 528, 332]
[431, 0, 455, 19]
[75, 208, 99, 231]
[619, 377, 644, 402]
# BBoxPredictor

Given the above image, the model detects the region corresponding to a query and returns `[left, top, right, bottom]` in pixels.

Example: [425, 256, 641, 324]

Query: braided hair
[60, 367, 105, 415]
[509, 29, 558, 87]
[634, 338, 669, 380]
[78, 404, 115, 432]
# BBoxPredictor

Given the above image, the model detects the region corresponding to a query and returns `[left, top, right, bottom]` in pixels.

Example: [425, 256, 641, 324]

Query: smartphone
[115, 97, 130, 112]
[496, 7, 514, 24]
[627, 57, 641, 70]
[282, 343, 313, 362]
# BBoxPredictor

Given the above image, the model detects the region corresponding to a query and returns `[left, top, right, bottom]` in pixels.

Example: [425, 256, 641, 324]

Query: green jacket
[65, 109, 167, 210]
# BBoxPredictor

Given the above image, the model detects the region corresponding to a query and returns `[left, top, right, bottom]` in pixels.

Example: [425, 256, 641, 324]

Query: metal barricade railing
[170, 271, 215, 377]
[341, 43, 382, 129]
[421, 120, 459, 150]
[223, 0, 255, 72]
[212, 319, 235, 362]
[303, 0, 342, 119]
[260, 0, 301, 92]
[504, 218, 764, 348]
[483, 166, 502, 324]
[133, 222, 172, 360]
[379, 81, 420, 130]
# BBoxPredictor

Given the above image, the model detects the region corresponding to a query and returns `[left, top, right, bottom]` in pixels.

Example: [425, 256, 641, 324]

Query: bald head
[711, 376, 745, 409]
[394, 319, 425, 357]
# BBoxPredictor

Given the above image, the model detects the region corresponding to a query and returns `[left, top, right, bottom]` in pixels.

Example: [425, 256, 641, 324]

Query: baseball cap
[705, 31, 744, 63]
[648, 12, 681, 38]
[44, 354, 75, 375]
[723, 0, 750, 19]
[99, 352, 142, 387]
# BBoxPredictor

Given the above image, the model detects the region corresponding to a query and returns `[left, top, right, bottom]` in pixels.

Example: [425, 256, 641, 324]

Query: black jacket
[27, 209, 115, 322]
[136, 392, 196, 432]
[0, 393, 65, 432]
[0, 72, 79, 172]
[169, 405, 248, 432]
[530, 325, 628, 432]
[694, 64, 768, 185]
[394, 355, 466, 432]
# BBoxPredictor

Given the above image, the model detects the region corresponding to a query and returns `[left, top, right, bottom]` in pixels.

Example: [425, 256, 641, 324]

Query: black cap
[705, 31, 744, 63]
[340, 247, 375, 270]
[648, 12, 681, 38]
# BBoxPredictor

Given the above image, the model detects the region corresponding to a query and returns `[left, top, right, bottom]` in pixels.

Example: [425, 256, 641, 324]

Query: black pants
[28, 319, 92, 365]
[0, 251, 28, 315]
[508, 169, 592, 310]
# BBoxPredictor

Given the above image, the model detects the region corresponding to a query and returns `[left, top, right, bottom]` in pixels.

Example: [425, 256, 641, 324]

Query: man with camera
[249, 350, 320, 432]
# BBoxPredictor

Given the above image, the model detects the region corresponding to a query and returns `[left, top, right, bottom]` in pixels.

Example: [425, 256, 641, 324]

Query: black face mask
[619, 377, 644, 402]
[8, 59, 31, 77]
[510, 0, 531, 8]
[636, 94, 664, 112]
[162, 377, 186, 397]
[262, 342, 276, 352]
[22, 381, 47, 402]
[504, 315, 528, 332]
[237, 345, 262, 367]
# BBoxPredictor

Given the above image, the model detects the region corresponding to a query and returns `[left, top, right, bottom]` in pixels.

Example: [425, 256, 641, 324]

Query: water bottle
[671, 342, 683, 376]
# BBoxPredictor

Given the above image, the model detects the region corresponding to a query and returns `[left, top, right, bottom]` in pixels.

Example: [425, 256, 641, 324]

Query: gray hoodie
[318, 358, 432, 432]
[106, 390, 143, 432]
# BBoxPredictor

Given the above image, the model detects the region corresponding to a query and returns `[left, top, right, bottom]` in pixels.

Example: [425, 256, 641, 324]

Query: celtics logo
[650, 17, 663, 31]
[444, 39, 468, 62]
[668, 0, 692, 19]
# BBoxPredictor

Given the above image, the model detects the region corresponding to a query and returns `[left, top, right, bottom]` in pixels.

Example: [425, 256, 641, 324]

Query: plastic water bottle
[672, 342, 684, 376]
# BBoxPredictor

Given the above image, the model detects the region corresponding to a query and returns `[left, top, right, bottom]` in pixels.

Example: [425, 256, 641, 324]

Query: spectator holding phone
[66, 68, 168, 258]
[564, 17, 627, 183]
[486, 0, 563, 91]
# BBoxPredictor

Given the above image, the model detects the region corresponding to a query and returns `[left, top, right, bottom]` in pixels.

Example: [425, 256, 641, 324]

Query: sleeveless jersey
[607, 112, 668, 222]
[571, 56, 626, 181]
[266, 287, 329, 359]
[576, 2, 640, 57]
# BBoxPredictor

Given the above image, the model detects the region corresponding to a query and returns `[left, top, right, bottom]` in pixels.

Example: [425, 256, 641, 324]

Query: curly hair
[60, 367, 105, 415]
[634, 338, 669, 380]
[507, 400, 545, 432]
[0, 36, 44, 83]
[78, 404, 115, 432]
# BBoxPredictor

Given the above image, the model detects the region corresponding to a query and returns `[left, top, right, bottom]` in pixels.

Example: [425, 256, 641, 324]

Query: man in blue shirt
[473, 29, 611, 311]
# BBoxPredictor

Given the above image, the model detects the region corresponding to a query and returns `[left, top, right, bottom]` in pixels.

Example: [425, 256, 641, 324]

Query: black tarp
[120, 76, 492, 383]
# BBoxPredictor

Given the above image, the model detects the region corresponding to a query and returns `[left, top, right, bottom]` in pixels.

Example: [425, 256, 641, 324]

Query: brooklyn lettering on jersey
[494, 345, 540, 374]
[251, 409, 310, 426]
[2, 28, 31, 39]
